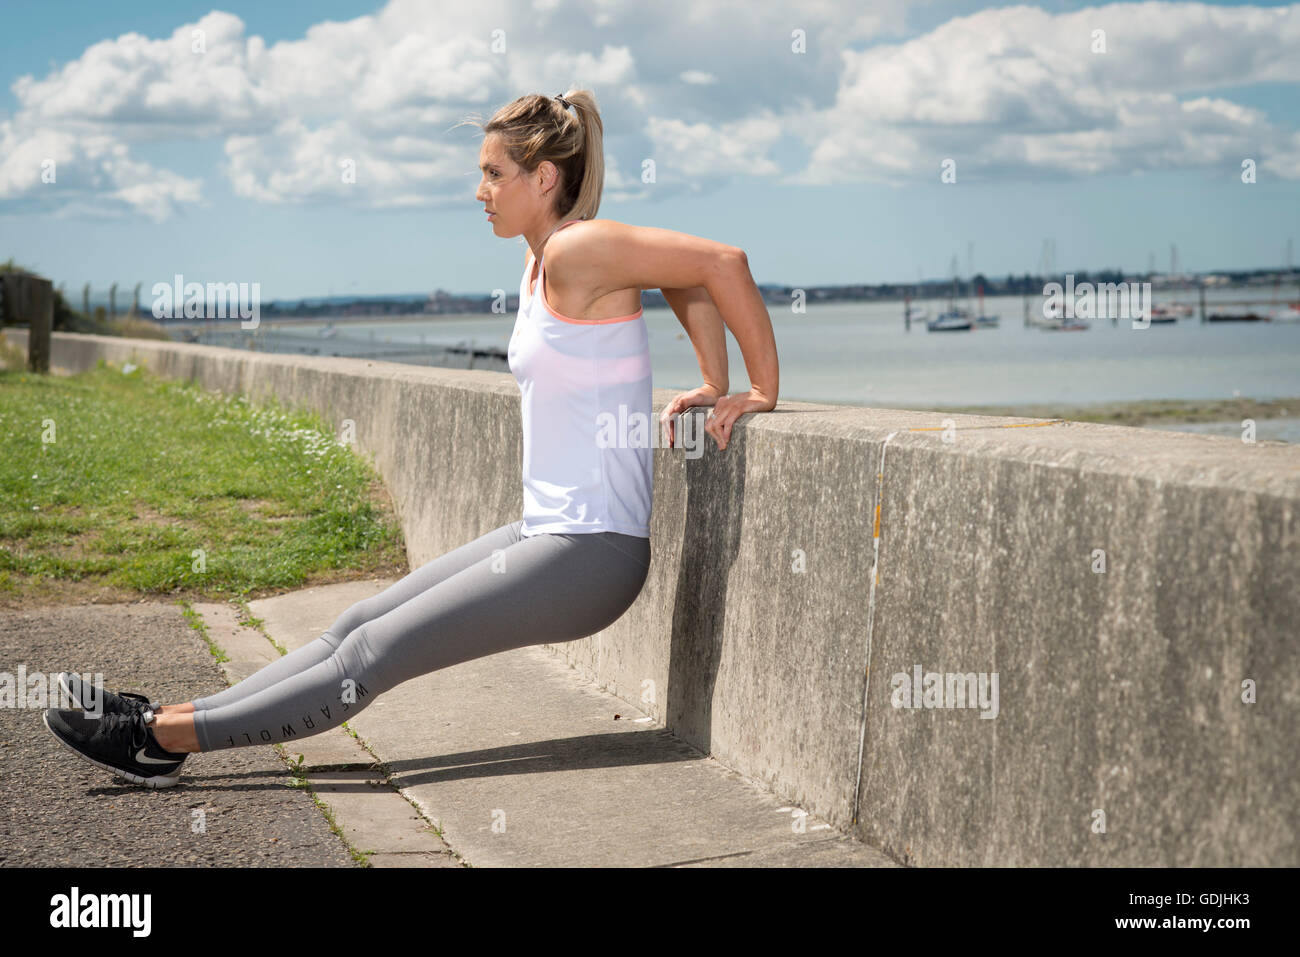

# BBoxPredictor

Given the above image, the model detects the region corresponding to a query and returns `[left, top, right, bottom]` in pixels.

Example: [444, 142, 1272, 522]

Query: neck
[529, 216, 573, 262]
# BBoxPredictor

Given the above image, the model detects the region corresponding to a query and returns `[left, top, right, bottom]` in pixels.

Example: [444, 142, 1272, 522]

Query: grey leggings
[190, 520, 650, 752]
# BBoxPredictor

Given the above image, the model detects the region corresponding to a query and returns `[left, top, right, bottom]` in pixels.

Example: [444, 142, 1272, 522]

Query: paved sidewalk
[3, 586, 899, 868]
[245, 580, 898, 868]
[0, 602, 355, 867]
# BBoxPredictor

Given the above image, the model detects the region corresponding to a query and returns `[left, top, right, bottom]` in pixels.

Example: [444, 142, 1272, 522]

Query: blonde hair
[461, 90, 604, 221]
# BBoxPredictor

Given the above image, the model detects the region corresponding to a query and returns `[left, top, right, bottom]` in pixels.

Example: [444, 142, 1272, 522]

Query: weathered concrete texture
[858, 433, 1297, 866]
[12, 329, 1299, 866]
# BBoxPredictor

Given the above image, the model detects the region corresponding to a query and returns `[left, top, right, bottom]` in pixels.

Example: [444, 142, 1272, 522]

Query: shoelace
[92, 711, 150, 754]
[113, 692, 153, 714]
[85, 690, 151, 716]
[71, 679, 152, 715]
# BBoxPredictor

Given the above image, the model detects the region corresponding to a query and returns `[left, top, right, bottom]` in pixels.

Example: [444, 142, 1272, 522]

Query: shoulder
[543, 219, 626, 287]
[549, 218, 623, 255]
[545, 218, 647, 276]
[554, 218, 737, 264]
[549, 218, 740, 294]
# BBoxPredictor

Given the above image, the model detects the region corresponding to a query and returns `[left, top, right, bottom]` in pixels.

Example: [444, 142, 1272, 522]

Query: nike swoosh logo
[136, 747, 180, 766]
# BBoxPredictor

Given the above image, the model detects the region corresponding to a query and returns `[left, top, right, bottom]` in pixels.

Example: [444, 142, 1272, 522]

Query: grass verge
[0, 356, 408, 609]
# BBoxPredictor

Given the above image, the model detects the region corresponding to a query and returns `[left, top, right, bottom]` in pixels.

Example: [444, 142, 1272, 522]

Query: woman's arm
[700, 250, 778, 406]
[696, 252, 779, 450]
[552, 220, 780, 449]
[661, 285, 729, 396]
[657, 257, 780, 451]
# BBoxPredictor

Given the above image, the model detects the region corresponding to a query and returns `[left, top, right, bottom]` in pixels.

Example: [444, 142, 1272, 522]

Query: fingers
[705, 405, 730, 450]
[662, 395, 687, 445]
[663, 391, 706, 447]
[661, 395, 740, 452]
[715, 415, 732, 449]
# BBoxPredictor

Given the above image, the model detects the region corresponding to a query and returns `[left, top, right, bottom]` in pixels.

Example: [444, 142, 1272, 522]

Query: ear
[537, 160, 560, 195]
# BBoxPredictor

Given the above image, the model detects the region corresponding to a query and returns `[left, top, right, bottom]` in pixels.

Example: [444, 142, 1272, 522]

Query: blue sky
[2, 0, 1298, 301]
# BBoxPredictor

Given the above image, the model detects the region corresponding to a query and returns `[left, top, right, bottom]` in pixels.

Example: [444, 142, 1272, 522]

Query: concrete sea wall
[7, 328, 1297, 866]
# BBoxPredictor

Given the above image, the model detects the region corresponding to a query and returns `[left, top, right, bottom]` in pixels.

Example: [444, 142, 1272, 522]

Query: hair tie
[554, 94, 571, 109]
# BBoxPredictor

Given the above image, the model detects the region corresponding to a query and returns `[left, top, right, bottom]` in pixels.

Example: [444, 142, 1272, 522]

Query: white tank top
[507, 219, 654, 539]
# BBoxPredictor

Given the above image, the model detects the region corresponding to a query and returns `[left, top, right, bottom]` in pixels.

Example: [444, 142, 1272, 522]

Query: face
[476, 132, 558, 238]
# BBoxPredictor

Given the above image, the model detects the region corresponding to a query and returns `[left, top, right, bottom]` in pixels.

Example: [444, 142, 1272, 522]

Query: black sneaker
[57, 672, 158, 718]
[42, 708, 187, 788]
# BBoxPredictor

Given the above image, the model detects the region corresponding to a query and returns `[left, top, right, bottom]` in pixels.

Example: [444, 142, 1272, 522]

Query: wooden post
[0, 274, 54, 372]
[29, 277, 52, 373]
[1199, 283, 1207, 323]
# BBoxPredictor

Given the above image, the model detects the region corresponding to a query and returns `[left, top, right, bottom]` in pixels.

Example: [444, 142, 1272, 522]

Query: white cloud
[790, 1, 1300, 184]
[1, 0, 1297, 222]
[222, 116, 460, 208]
[0, 120, 202, 221]
[644, 112, 785, 181]
[12, 13, 272, 133]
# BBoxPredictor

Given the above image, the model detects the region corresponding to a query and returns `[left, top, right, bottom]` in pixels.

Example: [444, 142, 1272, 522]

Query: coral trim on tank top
[526, 220, 644, 325]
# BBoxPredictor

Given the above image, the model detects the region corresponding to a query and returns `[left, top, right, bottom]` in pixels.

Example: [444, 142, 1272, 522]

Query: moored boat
[928, 308, 973, 332]
[1207, 305, 1269, 322]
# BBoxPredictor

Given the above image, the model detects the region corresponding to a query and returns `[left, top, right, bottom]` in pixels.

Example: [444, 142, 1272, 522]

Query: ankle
[149, 713, 198, 754]
[156, 703, 195, 715]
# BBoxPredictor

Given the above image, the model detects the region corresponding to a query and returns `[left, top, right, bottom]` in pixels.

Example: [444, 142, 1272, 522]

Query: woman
[43, 89, 779, 787]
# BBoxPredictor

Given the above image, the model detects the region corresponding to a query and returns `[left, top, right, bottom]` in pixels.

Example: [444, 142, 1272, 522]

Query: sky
[1, 0, 1298, 302]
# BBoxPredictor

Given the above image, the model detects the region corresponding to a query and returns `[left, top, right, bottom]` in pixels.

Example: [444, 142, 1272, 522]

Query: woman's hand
[661, 385, 776, 452]
[660, 384, 724, 448]
[704, 388, 776, 451]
